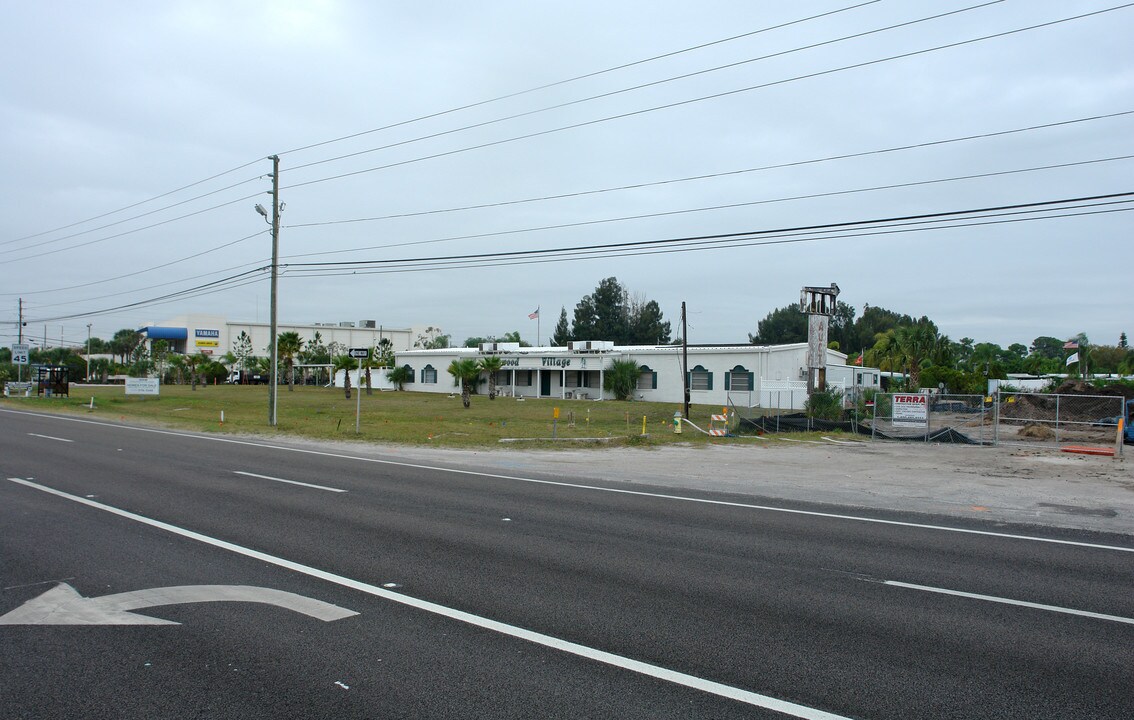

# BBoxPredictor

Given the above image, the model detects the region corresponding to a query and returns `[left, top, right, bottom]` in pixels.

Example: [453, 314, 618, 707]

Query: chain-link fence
[729, 389, 1127, 446]
[992, 392, 1125, 447]
[868, 393, 988, 443]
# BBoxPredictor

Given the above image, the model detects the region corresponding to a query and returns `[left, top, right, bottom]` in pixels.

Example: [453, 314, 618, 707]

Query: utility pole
[681, 301, 690, 422]
[268, 155, 281, 427]
[86, 323, 92, 381]
[17, 298, 23, 382]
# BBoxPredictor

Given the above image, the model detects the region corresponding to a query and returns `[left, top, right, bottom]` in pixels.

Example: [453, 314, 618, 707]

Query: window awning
[139, 326, 188, 340]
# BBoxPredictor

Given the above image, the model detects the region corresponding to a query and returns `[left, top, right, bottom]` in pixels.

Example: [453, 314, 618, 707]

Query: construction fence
[728, 390, 1127, 448]
[990, 391, 1125, 447]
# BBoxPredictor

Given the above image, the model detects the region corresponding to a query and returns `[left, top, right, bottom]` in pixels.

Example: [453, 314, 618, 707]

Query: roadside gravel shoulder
[273, 434, 1134, 536]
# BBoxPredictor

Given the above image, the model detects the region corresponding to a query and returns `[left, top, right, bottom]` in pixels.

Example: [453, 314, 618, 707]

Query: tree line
[4, 285, 1129, 397]
[750, 301, 1133, 393]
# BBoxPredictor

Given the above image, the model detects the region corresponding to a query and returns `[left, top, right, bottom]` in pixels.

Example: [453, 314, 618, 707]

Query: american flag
[528, 307, 540, 320]
[1063, 341, 1079, 350]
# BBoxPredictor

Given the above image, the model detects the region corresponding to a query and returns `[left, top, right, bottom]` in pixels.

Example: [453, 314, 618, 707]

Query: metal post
[355, 365, 362, 434]
[993, 391, 1000, 446]
[86, 324, 91, 381]
[1054, 394, 1060, 445]
[268, 155, 281, 427]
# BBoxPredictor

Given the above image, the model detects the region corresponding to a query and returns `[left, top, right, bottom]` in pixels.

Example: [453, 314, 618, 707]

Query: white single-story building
[389, 341, 880, 410]
[139, 314, 418, 358]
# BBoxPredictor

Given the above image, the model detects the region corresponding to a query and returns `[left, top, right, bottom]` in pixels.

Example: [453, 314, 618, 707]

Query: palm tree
[386, 365, 412, 391]
[333, 354, 358, 399]
[277, 331, 303, 391]
[478, 356, 504, 399]
[167, 354, 186, 385]
[447, 358, 480, 408]
[604, 359, 641, 401]
[866, 317, 950, 391]
[184, 353, 201, 390]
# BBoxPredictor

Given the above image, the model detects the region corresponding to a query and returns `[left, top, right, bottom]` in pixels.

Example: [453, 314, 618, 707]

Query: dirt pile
[1053, 380, 1134, 400]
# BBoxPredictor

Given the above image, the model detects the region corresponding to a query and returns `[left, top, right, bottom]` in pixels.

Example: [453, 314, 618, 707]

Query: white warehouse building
[391, 341, 880, 410]
[139, 314, 418, 358]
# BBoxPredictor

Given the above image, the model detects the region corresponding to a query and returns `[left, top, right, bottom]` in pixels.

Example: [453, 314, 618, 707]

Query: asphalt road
[2, 408, 1132, 719]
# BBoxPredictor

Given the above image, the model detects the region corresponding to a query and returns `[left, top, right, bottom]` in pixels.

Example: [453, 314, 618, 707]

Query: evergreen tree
[748, 305, 806, 345]
[628, 298, 671, 345]
[551, 307, 572, 346]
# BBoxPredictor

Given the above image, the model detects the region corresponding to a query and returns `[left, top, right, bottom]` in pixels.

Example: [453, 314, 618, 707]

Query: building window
[422, 365, 437, 384]
[565, 371, 579, 388]
[725, 365, 753, 392]
[688, 365, 713, 391]
[585, 372, 600, 388]
[402, 365, 414, 383]
[637, 365, 658, 390]
[515, 370, 532, 386]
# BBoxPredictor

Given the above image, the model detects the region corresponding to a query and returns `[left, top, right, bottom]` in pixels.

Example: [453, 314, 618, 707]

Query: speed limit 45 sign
[11, 343, 29, 365]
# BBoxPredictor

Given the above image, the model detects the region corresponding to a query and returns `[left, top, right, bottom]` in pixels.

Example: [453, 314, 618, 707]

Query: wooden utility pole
[682, 301, 690, 422]
[268, 155, 281, 427]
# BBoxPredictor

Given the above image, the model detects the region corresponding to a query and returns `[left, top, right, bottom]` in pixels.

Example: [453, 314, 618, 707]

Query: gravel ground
[318, 437, 1134, 536]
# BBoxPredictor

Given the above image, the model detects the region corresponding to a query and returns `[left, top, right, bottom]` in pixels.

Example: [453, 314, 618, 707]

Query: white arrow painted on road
[0, 583, 359, 625]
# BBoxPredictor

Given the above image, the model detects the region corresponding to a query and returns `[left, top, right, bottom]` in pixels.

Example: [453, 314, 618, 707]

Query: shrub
[805, 389, 844, 420]
[604, 359, 641, 401]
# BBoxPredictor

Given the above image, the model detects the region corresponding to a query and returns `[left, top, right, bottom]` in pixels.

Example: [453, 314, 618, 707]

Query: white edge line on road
[27, 433, 73, 443]
[882, 580, 1134, 626]
[233, 471, 346, 493]
[6, 477, 849, 720]
[3, 407, 1132, 554]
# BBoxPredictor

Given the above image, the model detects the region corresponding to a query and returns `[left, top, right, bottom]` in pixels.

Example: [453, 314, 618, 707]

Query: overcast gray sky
[2, 1, 1131, 352]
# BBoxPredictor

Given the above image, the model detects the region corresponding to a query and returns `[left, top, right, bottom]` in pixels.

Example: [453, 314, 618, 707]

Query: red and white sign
[893, 393, 928, 427]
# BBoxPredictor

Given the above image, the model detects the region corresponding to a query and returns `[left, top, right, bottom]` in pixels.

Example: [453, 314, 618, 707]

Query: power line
[0, 230, 269, 297]
[15, 109, 1122, 299]
[275, 1, 883, 158]
[283, 155, 1134, 261]
[30, 269, 269, 324]
[283, 192, 1134, 272]
[285, 110, 1133, 231]
[2, 190, 266, 264]
[286, 2, 1004, 175]
[285, 205, 1134, 278]
[24, 154, 1131, 312]
[7, 160, 266, 247]
[6, 2, 880, 248]
[17, 192, 1134, 323]
[282, 4, 1133, 192]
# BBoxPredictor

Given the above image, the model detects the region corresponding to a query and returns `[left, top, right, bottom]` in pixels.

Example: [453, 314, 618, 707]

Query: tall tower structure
[800, 283, 839, 395]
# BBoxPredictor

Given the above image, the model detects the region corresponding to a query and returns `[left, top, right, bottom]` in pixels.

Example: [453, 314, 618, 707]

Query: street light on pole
[255, 155, 282, 427]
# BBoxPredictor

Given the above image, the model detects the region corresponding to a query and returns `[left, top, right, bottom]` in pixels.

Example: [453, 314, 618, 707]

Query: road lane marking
[881, 580, 1134, 626]
[27, 433, 73, 443]
[0, 582, 358, 625]
[233, 471, 346, 493]
[4, 408, 1132, 554]
[7, 477, 851, 720]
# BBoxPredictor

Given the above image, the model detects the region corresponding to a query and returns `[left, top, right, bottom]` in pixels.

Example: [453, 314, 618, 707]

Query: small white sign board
[125, 378, 160, 396]
[11, 343, 30, 365]
[348, 348, 369, 359]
